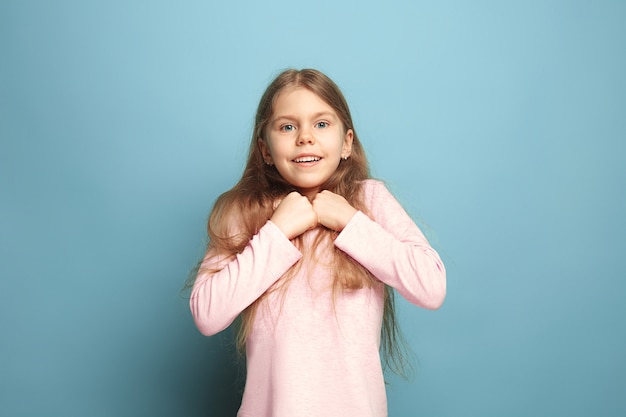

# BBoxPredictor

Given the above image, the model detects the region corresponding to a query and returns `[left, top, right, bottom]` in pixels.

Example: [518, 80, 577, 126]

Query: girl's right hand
[270, 192, 318, 239]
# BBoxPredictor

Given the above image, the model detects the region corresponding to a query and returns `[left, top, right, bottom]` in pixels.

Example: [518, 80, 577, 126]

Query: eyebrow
[272, 111, 337, 122]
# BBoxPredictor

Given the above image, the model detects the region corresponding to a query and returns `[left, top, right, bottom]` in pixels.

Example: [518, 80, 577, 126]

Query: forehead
[272, 87, 337, 118]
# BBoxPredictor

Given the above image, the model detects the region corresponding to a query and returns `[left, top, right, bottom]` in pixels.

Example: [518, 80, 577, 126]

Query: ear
[258, 138, 274, 165]
[341, 129, 353, 159]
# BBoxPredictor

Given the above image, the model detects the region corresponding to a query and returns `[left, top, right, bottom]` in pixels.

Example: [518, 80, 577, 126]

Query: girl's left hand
[312, 190, 358, 232]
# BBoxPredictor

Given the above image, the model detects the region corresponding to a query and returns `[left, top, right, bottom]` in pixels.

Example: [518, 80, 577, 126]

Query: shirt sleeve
[334, 181, 446, 310]
[190, 220, 303, 336]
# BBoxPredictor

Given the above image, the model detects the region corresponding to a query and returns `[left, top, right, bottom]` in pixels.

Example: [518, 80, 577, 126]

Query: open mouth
[293, 156, 321, 163]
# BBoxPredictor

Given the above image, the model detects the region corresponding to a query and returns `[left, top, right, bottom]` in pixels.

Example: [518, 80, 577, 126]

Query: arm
[334, 181, 446, 309]
[190, 220, 302, 336]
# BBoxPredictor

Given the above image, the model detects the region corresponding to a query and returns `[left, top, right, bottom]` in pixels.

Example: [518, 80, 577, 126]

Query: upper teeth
[294, 156, 320, 163]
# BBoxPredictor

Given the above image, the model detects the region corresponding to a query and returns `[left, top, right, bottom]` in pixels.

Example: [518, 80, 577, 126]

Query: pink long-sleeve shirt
[190, 180, 446, 417]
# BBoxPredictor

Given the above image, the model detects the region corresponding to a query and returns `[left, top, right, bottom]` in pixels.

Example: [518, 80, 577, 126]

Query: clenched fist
[312, 190, 357, 232]
[270, 192, 318, 239]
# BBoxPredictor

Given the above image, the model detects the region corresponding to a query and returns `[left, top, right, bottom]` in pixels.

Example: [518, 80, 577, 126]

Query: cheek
[267, 140, 283, 156]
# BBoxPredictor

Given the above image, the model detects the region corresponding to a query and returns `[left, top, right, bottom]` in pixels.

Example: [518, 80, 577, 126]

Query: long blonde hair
[190, 69, 411, 377]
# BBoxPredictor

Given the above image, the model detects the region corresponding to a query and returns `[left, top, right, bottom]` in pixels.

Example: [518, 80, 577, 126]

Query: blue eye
[316, 121, 328, 128]
[281, 124, 295, 132]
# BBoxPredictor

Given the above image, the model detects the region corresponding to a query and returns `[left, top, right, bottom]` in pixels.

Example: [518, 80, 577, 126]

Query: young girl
[189, 68, 446, 417]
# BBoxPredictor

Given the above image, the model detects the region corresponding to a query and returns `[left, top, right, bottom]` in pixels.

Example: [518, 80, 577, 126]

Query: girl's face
[259, 87, 353, 198]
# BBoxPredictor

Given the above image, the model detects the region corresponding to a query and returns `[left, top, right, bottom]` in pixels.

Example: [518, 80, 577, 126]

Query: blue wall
[1, 1, 624, 416]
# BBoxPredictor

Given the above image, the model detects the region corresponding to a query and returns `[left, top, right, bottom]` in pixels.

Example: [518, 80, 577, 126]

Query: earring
[342, 156, 349, 161]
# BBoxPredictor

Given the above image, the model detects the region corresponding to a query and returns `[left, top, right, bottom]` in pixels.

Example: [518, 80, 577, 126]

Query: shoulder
[209, 189, 270, 244]
[357, 179, 403, 221]
[359, 179, 394, 202]
[360, 178, 385, 192]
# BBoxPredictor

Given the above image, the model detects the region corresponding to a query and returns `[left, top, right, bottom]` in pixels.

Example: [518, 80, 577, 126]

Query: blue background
[1, 1, 624, 416]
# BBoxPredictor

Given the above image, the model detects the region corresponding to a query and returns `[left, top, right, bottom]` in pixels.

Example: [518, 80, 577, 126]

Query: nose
[297, 126, 314, 145]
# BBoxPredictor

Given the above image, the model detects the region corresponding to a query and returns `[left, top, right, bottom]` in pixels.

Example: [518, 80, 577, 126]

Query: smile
[293, 156, 321, 163]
